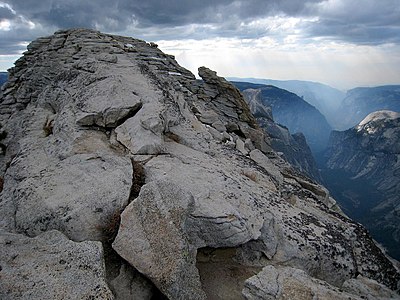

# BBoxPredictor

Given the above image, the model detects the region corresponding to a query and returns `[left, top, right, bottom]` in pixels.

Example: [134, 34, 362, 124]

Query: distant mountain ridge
[232, 81, 332, 154]
[334, 85, 400, 130]
[229, 77, 400, 132]
[323, 110, 400, 259]
[242, 87, 322, 182]
[229, 77, 345, 128]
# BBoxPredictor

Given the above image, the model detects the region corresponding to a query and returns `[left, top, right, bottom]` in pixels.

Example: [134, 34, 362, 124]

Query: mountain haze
[335, 85, 400, 130]
[233, 81, 332, 153]
[229, 77, 345, 128]
[242, 87, 322, 182]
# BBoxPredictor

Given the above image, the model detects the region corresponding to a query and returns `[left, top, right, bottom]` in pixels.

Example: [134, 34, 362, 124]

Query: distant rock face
[242, 88, 322, 182]
[0, 72, 7, 87]
[0, 29, 399, 299]
[229, 77, 345, 129]
[233, 81, 332, 153]
[325, 110, 400, 260]
[335, 85, 400, 130]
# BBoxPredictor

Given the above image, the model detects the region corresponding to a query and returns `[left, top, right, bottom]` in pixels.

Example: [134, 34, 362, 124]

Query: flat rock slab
[3, 149, 132, 242]
[0, 230, 113, 300]
[242, 265, 398, 300]
[75, 76, 143, 128]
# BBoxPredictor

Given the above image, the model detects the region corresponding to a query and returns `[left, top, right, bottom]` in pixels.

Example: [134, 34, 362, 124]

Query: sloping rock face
[325, 110, 400, 260]
[242, 88, 322, 182]
[233, 81, 332, 154]
[0, 29, 399, 299]
[229, 77, 345, 129]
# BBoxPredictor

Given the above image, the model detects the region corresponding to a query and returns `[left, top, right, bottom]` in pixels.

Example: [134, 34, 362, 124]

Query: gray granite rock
[0, 230, 113, 300]
[109, 263, 154, 300]
[243, 265, 398, 300]
[113, 180, 206, 300]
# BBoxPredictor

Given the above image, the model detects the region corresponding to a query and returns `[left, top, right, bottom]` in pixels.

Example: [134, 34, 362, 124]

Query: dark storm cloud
[305, 19, 400, 45]
[116, 0, 322, 26]
[0, 5, 15, 19]
[0, 23, 53, 55]
[304, 0, 400, 45]
[4, 0, 320, 28]
[1, 0, 400, 56]
[0, 3, 36, 55]
[0, 0, 322, 54]
[4, 0, 130, 30]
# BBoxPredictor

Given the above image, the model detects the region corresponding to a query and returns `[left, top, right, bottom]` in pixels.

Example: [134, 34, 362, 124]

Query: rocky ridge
[0, 28, 399, 299]
[325, 110, 400, 260]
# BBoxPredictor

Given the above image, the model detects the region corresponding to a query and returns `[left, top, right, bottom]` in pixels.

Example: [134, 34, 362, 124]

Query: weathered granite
[0, 230, 113, 300]
[243, 265, 398, 300]
[113, 180, 206, 299]
[109, 263, 154, 300]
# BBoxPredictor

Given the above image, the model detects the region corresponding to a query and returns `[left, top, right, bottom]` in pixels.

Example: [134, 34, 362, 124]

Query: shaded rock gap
[107, 102, 143, 128]
[99, 154, 168, 299]
[102, 242, 168, 300]
[129, 158, 146, 202]
[96, 157, 146, 244]
[196, 246, 262, 299]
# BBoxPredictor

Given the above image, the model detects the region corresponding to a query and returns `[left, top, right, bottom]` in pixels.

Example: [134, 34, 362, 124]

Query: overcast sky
[1, 0, 399, 89]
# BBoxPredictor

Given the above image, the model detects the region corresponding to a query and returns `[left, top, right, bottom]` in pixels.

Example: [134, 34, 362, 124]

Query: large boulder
[113, 180, 206, 299]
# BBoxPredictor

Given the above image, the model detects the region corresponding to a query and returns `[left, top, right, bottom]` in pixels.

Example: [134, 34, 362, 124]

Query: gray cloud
[0, 23, 55, 54]
[4, 0, 319, 28]
[5, 0, 129, 30]
[303, 0, 400, 45]
[0, 5, 15, 19]
[0, 0, 400, 56]
[305, 19, 400, 45]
